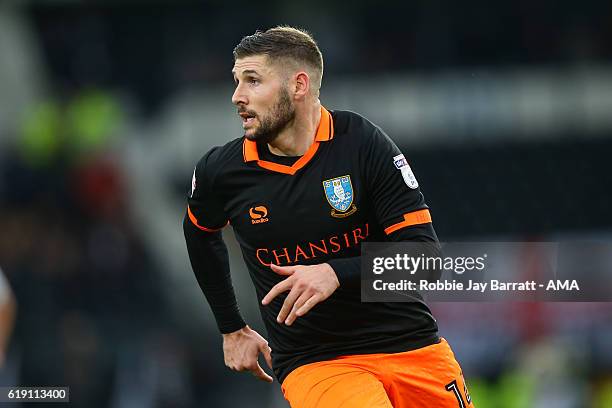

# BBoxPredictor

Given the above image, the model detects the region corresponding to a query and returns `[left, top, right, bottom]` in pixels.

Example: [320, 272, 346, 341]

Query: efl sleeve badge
[393, 154, 419, 189]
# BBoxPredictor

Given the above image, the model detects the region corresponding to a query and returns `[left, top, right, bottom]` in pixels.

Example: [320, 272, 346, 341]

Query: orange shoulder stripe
[384, 209, 432, 235]
[187, 205, 227, 232]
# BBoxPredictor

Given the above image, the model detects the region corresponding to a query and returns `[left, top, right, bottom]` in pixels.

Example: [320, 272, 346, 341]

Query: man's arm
[184, 150, 274, 382]
[184, 151, 246, 333]
[327, 124, 442, 287]
[183, 214, 274, 382]
[183, 215, 245, 333]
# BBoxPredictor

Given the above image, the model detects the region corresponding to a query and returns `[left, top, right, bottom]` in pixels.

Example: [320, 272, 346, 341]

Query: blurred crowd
[28, 1, 612, 114]
[0, 90, 160, 406]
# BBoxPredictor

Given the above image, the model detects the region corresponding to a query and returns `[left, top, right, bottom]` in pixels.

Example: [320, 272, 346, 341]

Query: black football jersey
[187, 107, 439, 382]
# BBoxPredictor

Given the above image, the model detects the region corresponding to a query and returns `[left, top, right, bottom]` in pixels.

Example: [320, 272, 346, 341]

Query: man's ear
[294, 71, 310, 99]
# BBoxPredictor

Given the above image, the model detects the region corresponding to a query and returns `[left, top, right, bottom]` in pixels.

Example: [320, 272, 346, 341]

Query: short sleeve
[362, 128, 432, 235]
[186, 149, 229, 232]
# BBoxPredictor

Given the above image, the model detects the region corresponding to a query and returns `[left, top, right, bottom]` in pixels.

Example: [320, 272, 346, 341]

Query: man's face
[232, 55, 295, 143]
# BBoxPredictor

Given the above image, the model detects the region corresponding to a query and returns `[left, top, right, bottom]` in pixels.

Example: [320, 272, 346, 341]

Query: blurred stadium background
[0, 0, 611, 407]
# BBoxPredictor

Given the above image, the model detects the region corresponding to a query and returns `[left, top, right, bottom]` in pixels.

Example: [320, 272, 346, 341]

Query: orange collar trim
[242, 106, 334, 175]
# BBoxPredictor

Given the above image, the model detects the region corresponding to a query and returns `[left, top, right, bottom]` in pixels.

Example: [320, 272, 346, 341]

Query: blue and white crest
[323, 175, 354, 213]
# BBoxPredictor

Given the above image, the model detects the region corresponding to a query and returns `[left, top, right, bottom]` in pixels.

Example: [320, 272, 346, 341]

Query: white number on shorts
[445, 379, 467, 408]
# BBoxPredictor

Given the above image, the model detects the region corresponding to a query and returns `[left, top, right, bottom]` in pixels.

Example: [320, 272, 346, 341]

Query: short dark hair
[233, 26, 324, 91]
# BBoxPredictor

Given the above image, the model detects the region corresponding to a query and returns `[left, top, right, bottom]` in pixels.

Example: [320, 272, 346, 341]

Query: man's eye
[249, 78, 259, 85]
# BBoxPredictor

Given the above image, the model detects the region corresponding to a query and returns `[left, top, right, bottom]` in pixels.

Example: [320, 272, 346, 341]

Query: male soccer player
[183, 26, 473, 407]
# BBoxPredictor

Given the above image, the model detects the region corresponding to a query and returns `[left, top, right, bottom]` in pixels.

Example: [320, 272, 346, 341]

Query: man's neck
[267, 101, 322, 157]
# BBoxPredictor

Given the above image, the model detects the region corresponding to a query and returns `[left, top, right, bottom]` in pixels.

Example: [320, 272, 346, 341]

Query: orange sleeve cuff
[187, 205, 228, 232]
[384, 209, 432, 235]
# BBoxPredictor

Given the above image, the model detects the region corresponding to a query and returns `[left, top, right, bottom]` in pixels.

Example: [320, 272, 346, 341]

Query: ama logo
[249, 206, 269, 224]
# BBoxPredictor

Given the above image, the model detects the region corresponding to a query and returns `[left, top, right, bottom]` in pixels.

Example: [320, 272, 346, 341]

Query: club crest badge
[323, 175, 358, 218]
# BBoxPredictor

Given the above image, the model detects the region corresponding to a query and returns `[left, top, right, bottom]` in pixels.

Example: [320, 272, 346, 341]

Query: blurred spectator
[0, 268, 16, 368]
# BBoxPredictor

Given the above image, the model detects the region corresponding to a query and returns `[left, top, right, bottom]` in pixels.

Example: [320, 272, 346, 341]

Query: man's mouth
[239, 112, 257, 127]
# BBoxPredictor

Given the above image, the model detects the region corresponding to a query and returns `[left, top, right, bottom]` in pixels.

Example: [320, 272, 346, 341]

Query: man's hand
[261, 263, 340, 326]
[222, 325, 273, 383]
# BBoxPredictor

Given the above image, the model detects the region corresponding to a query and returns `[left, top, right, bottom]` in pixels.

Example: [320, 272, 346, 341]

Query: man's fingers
[295, 295, 322, 317]
[262, 277, 293, 305]
[285, 292, 312, 326]
[260, 342, 273, 370]
[270, 263, 295, 276]
[251, 362, 273, 383]
[276, 285, 302, 323]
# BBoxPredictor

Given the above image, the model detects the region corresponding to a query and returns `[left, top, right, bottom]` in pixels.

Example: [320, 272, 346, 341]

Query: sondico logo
[249, 206, 269, 224]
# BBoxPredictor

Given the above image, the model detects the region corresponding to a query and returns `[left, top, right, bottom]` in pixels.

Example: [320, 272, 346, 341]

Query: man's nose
[232, 85, 247, 106]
